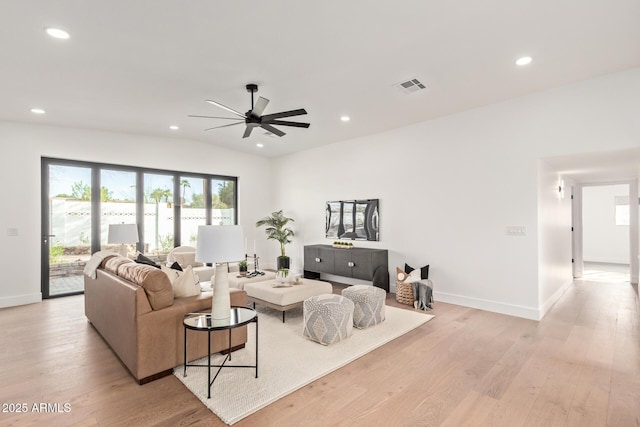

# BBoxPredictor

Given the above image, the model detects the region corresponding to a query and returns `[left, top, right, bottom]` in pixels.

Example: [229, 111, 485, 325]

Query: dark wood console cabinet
[303, 244, 389, 292]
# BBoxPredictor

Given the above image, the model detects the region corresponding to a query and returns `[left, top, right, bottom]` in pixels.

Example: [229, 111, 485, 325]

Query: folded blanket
[411, 280, 433, 311]
[83, 250, 118, 279]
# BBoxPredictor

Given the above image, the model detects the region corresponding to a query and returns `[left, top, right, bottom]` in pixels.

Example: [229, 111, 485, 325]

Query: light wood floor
[0, 277, 638, 427]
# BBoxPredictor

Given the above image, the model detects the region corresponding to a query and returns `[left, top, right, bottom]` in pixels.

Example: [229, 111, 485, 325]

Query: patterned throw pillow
[404, 263, 429, 280]
[396, 267, 410, 283]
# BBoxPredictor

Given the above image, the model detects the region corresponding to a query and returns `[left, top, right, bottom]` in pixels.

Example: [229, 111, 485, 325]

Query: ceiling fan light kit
[190, 84, 310, 139]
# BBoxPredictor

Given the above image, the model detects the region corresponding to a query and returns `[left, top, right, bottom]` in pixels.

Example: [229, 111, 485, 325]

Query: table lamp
[196, 225, 245, 320]
[108, 223, 139, 257]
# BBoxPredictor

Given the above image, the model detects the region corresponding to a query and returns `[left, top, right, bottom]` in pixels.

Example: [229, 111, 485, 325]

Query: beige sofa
[84, 256, 247, 384]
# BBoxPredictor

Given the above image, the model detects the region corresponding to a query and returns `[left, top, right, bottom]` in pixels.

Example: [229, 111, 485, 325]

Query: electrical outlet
[7, 227, 19, 237]
[506, 226, 526, 236]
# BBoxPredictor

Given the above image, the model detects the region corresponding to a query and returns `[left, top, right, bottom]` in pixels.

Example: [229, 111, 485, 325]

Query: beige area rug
[174, 304, 434, 425]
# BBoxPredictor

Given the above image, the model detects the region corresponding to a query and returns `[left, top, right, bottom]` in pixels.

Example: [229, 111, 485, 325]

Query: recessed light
[45, 27, 70, 40]
[516, 56, 532, 66]
[256, 143, 264, 148]
[169, 125, 179, 130]
[340, 116, 350, 122]
[30, 108, 46, 114]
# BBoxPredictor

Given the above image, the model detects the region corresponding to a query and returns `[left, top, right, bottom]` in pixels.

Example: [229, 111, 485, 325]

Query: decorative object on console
[256, 210, 295, 271]
[326, 199, 379, 241]
[196, 225, 245, 320]
[108, 223, 139, 257]
[332, 241, 354, 249]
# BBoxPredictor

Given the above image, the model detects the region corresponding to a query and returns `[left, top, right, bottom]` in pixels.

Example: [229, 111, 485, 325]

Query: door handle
[44, 234, 56, 245]
[347, 261, 355, 267]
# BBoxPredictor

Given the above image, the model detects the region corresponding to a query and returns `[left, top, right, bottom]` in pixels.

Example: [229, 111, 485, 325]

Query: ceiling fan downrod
[246, 83, 258, 111]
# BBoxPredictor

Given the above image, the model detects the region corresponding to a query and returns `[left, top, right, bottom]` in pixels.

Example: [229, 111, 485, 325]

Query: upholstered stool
[303, 294, 354, 345]
[341, 285, 386, 329]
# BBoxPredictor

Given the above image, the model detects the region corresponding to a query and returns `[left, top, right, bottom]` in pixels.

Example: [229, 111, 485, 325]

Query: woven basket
[395, 281, 414, 306]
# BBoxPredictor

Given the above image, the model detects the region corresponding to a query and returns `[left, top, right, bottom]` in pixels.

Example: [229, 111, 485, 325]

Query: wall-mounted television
[325, 199, 379, 241]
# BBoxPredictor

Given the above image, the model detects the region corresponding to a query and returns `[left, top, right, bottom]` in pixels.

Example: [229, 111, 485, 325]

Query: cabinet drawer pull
[348, 261, 355, 267]
[315, 257, 321, 263]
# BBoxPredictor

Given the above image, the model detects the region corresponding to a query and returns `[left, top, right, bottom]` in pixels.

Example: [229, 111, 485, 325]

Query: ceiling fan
[189, 84, 310, 138]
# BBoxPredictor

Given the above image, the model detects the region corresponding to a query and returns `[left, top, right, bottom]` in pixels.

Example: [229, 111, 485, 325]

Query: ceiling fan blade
[205, 99, 246, 118]
[251, 97, 269, 117]
[242, 126, 254, 138]
[260, 123, 286, 137]
[267, 120, 310, 128]
[204, 122, 243, 131]
[260, 108, 307, 121]
[188, 115, 244, 120]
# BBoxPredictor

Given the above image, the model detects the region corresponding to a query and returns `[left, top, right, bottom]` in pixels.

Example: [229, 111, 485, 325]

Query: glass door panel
[45, 164, 93, 297]
[211, 179, 235, 225]
[143, 173, 174, 263]
[100, 169, 137, 255]
[180, 176, 206, 247]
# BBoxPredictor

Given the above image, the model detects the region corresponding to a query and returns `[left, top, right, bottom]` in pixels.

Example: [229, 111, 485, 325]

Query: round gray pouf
[341, 285, 386, 329]
[303, 294, 354, 345]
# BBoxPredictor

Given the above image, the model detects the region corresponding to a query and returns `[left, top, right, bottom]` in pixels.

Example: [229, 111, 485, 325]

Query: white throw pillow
[173, 251, 196, 268]
[164, 265, 201, 298]
[408, 269, 421, 282]
[161, 265, 180, 282]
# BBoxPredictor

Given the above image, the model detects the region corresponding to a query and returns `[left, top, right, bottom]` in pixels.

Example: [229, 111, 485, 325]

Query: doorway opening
[581, 184, 630, 283]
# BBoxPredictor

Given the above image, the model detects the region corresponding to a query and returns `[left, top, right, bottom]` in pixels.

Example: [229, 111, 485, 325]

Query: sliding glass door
[43, 162, 93, 297]
[42, 158, 238, 298]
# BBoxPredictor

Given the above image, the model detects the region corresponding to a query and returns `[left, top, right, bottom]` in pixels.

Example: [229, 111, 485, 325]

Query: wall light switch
[7, 227, 19, 237]
[506, 226, 527, 236]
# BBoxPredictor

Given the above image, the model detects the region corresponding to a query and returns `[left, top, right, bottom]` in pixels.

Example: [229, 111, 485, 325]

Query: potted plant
[256, 210, 295, 271]
[238, 259, 248, 276]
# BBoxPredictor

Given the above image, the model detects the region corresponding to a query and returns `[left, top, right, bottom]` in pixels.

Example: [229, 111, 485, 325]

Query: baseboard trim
[539, 280, 573, 320]
[0, 293, 42, 309]
[433, 291, 539, 321]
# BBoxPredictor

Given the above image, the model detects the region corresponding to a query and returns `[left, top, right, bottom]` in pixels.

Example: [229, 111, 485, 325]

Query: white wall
[0, 122, 273, 308]
[272, 67, 640, 320]
[582, 184, 630, 264]
[537, 162, 573, 316]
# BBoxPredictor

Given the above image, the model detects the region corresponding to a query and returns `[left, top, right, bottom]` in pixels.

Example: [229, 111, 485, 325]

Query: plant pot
[277, 256, 290, 271]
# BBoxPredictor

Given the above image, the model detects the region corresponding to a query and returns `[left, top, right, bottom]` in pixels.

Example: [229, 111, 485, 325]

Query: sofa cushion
[118, 263, 174, 310]
[103, 256, 135, 275]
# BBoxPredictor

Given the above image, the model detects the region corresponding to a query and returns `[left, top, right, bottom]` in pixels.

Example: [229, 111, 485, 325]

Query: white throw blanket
[83, 250, 118, 279]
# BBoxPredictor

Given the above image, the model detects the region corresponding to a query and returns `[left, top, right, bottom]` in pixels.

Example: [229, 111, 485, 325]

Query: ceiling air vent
[394, 78, 426, 94]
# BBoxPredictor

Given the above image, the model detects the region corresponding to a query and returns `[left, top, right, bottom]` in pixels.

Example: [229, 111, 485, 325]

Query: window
[615, 196, 630, 226]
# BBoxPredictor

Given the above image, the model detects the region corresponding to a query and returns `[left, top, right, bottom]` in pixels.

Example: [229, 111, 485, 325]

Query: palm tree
[180, 179, 191, 205]
[256, 210, 295, 270]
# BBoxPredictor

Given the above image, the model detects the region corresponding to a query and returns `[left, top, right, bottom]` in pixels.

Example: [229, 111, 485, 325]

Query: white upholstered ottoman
[341, 284, 386, 328]
[244, 278, 333, 322]
[227, 271, 277, 290]
[303, 294, 354, 345]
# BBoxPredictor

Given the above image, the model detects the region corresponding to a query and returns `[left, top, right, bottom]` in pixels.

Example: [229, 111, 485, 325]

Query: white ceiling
[2, 1, 640, 158]
[544, 148, 640, 184]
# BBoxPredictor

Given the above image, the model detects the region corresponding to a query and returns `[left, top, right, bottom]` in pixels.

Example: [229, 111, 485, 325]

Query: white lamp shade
[108, 223, 139, 244]
[195, 225, 245, 264]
